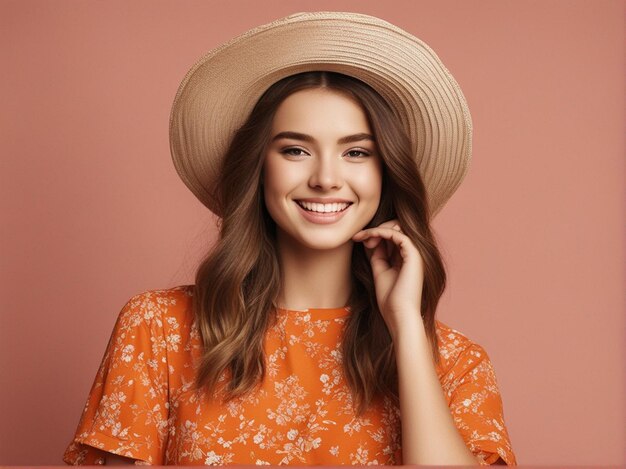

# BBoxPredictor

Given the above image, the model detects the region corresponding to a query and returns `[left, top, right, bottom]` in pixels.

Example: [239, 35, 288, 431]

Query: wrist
[391, 314, 426, 347]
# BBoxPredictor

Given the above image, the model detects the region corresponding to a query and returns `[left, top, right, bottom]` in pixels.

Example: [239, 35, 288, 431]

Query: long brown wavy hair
[191, 71, 448, 417]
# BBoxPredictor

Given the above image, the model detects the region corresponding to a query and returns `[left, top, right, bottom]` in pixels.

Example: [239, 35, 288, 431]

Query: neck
[275, 231, 353, 310]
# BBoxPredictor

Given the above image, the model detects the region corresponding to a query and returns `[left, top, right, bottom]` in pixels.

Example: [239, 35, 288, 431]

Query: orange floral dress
[62, 285, 516, 465]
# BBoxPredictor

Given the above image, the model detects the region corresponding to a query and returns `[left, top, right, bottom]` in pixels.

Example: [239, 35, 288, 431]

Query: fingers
[353, 221, 409, 269]
[352, 227, 414, 261]
[388, 221, 402, 232]
[352, 224, 424, 286]
[369, 242, 392, 275]
[365, 229, 413, 277]
[354, 219, 402, 239]
[352, 225, 403, 241]
[372, 219, 402, 233]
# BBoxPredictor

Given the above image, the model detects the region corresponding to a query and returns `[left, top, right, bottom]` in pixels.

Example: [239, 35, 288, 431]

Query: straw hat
[169, 11, 472, 219]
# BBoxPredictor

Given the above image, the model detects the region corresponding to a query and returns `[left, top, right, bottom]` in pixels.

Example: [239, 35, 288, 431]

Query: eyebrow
[271, 131, 375, 144]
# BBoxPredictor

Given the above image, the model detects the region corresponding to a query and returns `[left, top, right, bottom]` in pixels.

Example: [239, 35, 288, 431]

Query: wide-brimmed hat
[169, 11, 472, 219]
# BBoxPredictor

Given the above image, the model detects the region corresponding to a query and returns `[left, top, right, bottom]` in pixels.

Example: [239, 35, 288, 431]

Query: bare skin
[262, 88, 383, 310]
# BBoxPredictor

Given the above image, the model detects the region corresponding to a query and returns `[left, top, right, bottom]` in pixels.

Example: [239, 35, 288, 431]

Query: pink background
[1, 0, 623, 465]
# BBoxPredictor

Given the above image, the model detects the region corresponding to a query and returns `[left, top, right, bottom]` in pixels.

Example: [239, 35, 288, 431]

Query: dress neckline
[276, 306, 351, 320]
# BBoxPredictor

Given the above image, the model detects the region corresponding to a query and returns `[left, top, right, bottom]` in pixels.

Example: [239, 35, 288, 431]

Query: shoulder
[104, 285, 196, 361]
[434, 319, 490, 379]
[122, 284, 194, 309]
[114, 284, 195, 332]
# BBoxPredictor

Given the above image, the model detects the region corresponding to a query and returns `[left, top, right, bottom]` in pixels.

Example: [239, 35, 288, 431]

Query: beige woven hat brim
[169, 11, 472, 219]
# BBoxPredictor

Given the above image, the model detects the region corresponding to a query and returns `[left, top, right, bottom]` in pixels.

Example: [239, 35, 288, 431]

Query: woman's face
[262, 88, 383, 251]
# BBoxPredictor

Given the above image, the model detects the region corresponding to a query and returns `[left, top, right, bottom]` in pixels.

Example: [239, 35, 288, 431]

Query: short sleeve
[447, 344, 517, 466]
[62, 292, 170, 465]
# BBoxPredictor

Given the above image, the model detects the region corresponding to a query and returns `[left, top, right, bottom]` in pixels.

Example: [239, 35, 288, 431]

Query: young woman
[63, 12, 516, 466]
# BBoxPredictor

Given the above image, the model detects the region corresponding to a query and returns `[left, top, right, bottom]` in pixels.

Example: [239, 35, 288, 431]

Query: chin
[295, 233, 353, 251]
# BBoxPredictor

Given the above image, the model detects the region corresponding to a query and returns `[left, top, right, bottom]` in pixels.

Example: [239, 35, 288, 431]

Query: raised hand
[352, 219, 425, 342]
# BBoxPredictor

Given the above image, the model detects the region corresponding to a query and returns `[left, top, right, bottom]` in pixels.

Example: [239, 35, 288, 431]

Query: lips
[294, 200, 352, 224]
[295, 198, 353, 204]
[295, 200, 352, 213]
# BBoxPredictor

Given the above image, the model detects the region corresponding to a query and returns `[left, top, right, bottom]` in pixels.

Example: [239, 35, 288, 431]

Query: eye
[280, 147, 309, 157]
[345, 149, 371, 158]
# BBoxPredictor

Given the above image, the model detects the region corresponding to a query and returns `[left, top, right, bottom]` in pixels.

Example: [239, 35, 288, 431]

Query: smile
[295, 201, 351, 213]
[294, 200, 352, 224]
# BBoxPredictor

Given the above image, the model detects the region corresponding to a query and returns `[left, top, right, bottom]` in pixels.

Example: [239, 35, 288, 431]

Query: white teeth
[297, 201, 350, 213]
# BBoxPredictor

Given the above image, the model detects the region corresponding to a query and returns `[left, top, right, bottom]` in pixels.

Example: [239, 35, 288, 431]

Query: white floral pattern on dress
[63, 285, 517, 465]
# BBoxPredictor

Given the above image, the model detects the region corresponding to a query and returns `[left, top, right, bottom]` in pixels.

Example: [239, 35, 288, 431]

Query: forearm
[394, 316, 479, 465]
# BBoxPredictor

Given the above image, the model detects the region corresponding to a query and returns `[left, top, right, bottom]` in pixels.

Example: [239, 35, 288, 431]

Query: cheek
[371, 164, 384, 202]
[354, 166, 383, 201]
[263, 159, 302, 195]
[262, 161, 295, 217]
[264, 168, 286, 198]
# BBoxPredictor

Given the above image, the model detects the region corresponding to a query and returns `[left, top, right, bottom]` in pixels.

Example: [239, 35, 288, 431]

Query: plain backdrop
[0, 0, 623, 465]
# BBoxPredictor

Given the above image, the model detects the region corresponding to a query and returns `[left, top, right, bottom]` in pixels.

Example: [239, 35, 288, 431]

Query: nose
[308, 153, 343, 190]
